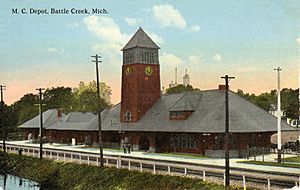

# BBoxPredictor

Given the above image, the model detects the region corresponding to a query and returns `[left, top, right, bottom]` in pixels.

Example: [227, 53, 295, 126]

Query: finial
[139, 26, 142, 29]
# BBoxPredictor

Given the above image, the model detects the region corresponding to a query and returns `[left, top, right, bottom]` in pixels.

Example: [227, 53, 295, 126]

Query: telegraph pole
[91, 54, 104, 167]
[1, 85, 6, 153]
[274, 67, 282, 163]
[221, 75, 235, 190]
[36, 88, 45, 159]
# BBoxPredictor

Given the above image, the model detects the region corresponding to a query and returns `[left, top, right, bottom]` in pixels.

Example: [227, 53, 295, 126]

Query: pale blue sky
[1, 0, 299, 104]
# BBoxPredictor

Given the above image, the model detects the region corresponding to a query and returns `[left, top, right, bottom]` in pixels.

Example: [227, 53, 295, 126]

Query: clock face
[145, 66, 153, 76]
[125, 67, 133, 76]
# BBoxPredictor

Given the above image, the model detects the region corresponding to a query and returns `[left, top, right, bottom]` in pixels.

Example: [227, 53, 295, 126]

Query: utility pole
[91, 54, 104, 167]
[36, 88, 45, 159]
[221, 75, 235, 190]
[274, 67, 282, 163]
[1, 85, 6, 153]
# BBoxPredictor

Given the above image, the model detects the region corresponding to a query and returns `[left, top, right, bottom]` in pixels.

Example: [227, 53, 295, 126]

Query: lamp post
[1, 85, 6, 153]
[274, 67, 282, 163]
[221, 75, 235, 190]
[91, 54, 104, 167]
[36, 88, 45, 159]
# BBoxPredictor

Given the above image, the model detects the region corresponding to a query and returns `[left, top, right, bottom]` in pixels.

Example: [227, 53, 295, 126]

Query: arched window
[124, 111, 132, 122]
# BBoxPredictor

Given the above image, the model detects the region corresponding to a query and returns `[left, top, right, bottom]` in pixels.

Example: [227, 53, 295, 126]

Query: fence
[0, 143, 298, 189]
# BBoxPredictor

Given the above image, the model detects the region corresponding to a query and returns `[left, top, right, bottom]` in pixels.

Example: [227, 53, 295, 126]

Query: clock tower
[120, 27, 161, 122]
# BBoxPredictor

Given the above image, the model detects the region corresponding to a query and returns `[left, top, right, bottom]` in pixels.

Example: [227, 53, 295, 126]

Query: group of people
[123, 143, 131, 154]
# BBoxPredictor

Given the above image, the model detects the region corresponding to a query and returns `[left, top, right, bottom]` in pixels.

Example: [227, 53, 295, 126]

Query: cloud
[48, 48, 64, 54]
[124, 17, 138, 26]
[84, 16, 164, 52]
[48, 48, 58, 52]
[152, 4, 186, 29]
[160, 52, 182, 66]
[188, 54, 202, 64]
[296, 37, 300, 45]
[84, 16, 130, 49]
[213, 53, 222, 62]
[190, 25, 200, 32]
[67, 22, 79, 28]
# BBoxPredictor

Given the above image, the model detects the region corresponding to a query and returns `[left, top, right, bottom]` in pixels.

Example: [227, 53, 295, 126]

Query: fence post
[184, 168, 187, 175]
[50, 151, 53, 159]
[242, 175, 246, 190]
[106, 158, 108, 165]
[119, 156, 121, 168]
[71, 154, 73, 162]
[57, 153, 59, 160]
[128, 161, 131, 170]
[97, 157, 99, 166]
[168, 166, 171, 174]
[262, 147, 265, 162]
[87, 155, 90, 165]
[140, 163, 143, 172]
[267, 177, 270, 190]
[64, 153, 66, 162]
[254, 146, 256, 161]
[79, 155, 82, 164]
[223, 173, 226, 186]
[153, 164, 156, 174]
[203, 170, 206, 181]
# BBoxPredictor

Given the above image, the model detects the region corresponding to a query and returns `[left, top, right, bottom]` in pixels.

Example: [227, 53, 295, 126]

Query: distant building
[19, 28, 295, 158]
[183, 69, 190, 86]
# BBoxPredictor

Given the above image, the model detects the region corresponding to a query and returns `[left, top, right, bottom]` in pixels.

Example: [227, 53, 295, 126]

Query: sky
[1, 0, 300, 105]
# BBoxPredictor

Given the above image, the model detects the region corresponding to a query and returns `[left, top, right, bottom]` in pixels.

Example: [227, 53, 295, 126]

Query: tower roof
[121, 27, 160, 51]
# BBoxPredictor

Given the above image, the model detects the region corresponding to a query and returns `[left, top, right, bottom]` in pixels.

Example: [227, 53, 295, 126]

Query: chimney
[219, 85, 229, 90]
[56, 108, 63, 118]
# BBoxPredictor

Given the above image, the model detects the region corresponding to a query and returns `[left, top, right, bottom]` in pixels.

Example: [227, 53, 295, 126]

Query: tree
[165, 84, 199, 94]
[11, 93, 39, 125]
[236, 88, 299, 119]
[43, 87, 73, 113]
[72, 81, 112, 112]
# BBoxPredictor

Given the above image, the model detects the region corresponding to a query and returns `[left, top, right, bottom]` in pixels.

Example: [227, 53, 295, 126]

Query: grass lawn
[146, 152, 208, 159]
[284, 156, 300, 163]
[238, 160, 300, 168]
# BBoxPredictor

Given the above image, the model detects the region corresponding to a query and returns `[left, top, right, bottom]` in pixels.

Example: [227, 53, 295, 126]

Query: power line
[221, 75, 235, 190]
[91, 54, 104, 167]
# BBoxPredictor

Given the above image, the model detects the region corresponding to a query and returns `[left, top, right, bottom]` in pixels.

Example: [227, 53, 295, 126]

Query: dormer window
[170, 111, 193, 120]
[124, 111, 132, 122]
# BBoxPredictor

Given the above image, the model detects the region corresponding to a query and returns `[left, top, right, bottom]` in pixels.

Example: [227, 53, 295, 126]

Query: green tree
[165, 84, 199, 94]
[236, 88, 298, 119]
[72, 81, 112, 112]
[43, 87, 73, 113]
[11, 93, 39, 125]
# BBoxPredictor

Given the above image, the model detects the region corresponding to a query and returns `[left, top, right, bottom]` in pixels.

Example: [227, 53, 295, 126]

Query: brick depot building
[19, 28, 293, 158]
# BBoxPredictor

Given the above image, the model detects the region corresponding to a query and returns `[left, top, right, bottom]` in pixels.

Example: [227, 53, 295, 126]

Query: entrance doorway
[139, 136, 149, 151]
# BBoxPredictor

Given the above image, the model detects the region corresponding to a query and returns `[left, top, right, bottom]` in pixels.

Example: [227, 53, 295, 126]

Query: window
[170, 111, 184, 117]
[124, 111, 132, 122]
[173, 134, 197, 149]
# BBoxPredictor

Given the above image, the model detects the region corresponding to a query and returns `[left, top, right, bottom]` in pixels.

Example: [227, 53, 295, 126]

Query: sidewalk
[6, 140, 300, 175]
